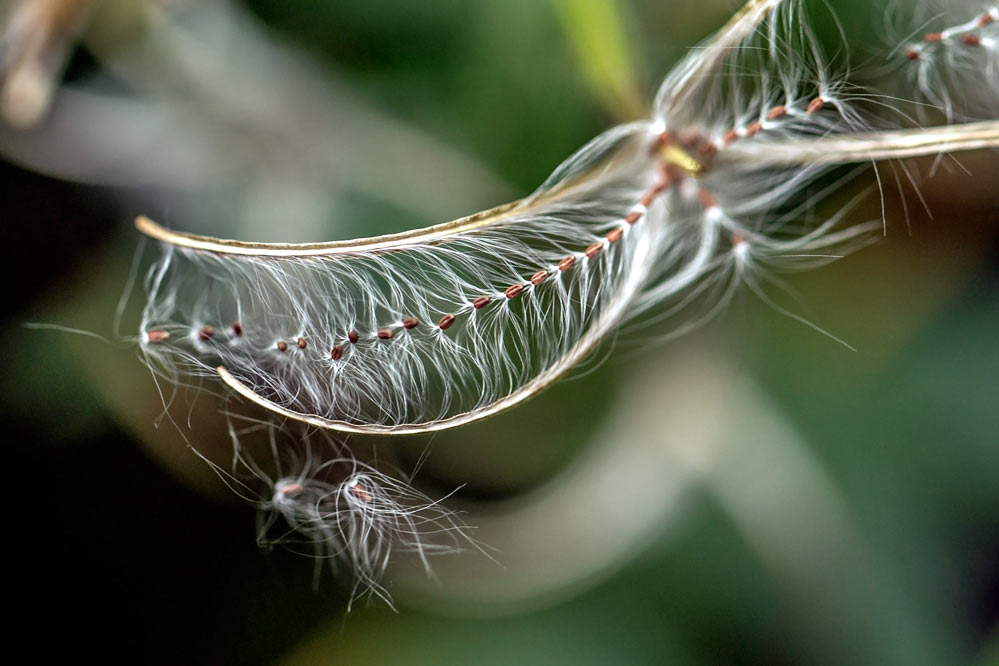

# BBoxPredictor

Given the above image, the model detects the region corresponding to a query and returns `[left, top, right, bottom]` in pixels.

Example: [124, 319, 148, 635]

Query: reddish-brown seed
[530, 270, 549, 286]
[745, 122, 763, 136]
[625, 211, 642, 224]
[558, 256, 576, 271]
[807, 98, 825, 114]
[331, 345, 343, 361]
[962, 33, 982, 47]
[146, 330, 170, 343]
[280, 483, 304, 497]
[403, 317, 420, 329]
[472, 295, 491, 310]
[981, 12, 995, 27]
[377, 328, 394, 339]
[607, 228, 624, 244]
[767, 105, 787, 120]
[232, 321, 243, 337]
[438, 314, 456, 330]
[297, 337, 307, 349]
[505, 284, 524, 299]
[349, 482, 372, 503]
[640, 191, 655, 207]
[276, 340, 288, 352]
[698, 189, 718, 209]
[925, 32, 943, 42]
[657, 131, 673, 147]
[724, 129, 739, 144]
[198, 326, 214, 341]
[906, 49, 921, 60]
[348, 330, 359, 344]
[585, 242, 604, 259]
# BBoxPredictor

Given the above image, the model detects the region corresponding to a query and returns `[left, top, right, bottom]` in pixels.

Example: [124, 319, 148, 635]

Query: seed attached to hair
[276, 340, 288, 352]
[198, 326, 214, 341]
[724, 128, 739, 144]
[981, 12, 995, 27]
[403, 317, 420, 330]
[767, 105, 787, 120]
[331, 345, 343, 361]
[280, 483, 304, 498]
[530, 270, 549, 286]
[807, 97, 824, 114]
[745, 121, 763, 136]
[962, 33, 982, 47]
[377, 328, 394, 339]
[505, 284, 524, 299]
[585, 242, 603, 258]
[698, 188, 718, 209]
[473, 295, 491, 310]
[558, 256, 576, 271]
[625, 210, 642, 224]
[147, 330, 170, 343]
[906, 49, 921, 60]
[438, 314, 456, 330]
[297, 337, 307, 349]
[348, 330, 359, 344]
[924, 32, 943, 42]
[607, 228, 624, 244]
[232, 321, 243, 337]
[349, 482, 372, 503]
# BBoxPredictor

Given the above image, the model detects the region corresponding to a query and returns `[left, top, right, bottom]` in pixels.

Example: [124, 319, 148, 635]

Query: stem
[715, 120, 999, 167]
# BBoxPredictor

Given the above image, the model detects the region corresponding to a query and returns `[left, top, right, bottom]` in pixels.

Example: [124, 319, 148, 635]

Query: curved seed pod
[138, 0, 999, 436]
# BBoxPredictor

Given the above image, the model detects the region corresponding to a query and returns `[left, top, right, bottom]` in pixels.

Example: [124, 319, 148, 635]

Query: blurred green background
[0, 1, 996, 664]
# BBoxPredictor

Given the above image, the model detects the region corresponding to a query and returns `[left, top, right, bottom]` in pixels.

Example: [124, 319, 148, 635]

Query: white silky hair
[138, 0, 998, 433]
[196, 421, 476, 609]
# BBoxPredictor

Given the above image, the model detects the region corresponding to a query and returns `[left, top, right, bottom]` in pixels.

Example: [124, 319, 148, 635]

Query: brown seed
[348, 330, 359, 344]
[276, 340, 288, 352]
[349, 482, 372, 503]
[607, 228, 624, 244]
[472, 295, 491, 310]
[403, 317, 420, 329]
[745, 122, 763, 136]
[640, 192, 655, 207]
[438, 314, 456, 330]
[767, 105, 787, 120]
[625, 211, 642, 224]
[981, 12, 995, 27]
[198, 326, 214, 341]
[807, 98, 825, 114]
[724, 128, 739, 144]
[906, 49, 921, 60]
[331, 345, 343, 361]
[232, 321, 243, 337]
[280, 483, 304, 497]
[505, 284, 524, 299]
[558, 256, 576, 271]
[698, 188, 718, 209]
[962, 33, 982, 47]
[146, 330, 170, 343]
[925, 32, 943, 42]
[297, 337, 307, 349]
[585, 242, 604, 259]
[657, 131, 673, 147]
[530, 270, 549, 286]
[377, 328, 394, 339]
